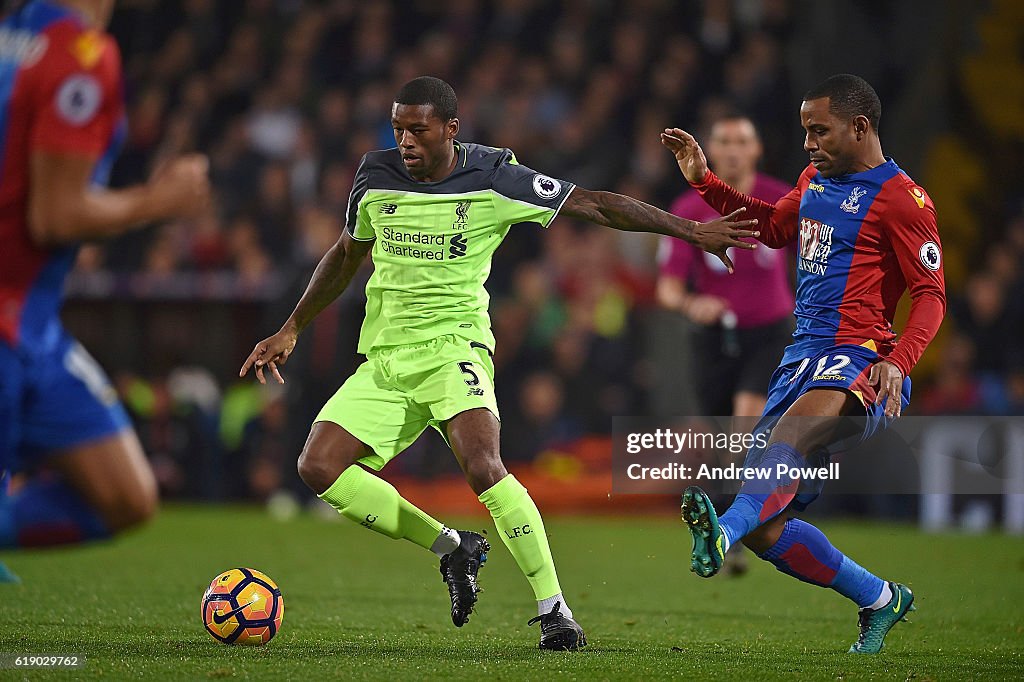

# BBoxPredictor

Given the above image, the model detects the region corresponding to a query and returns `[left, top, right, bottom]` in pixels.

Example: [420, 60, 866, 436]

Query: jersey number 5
[458, 362, 480, 386]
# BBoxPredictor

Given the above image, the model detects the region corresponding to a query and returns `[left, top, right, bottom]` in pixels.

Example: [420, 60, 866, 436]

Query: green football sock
[479, 474, 562, 601]
[319, 466, 445, 552]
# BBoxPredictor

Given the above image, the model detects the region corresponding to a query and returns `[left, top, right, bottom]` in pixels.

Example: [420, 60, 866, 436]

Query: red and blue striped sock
[759, 518, 885, 607]
[0, 478, 109, 549]
[719, 442, 803, 546]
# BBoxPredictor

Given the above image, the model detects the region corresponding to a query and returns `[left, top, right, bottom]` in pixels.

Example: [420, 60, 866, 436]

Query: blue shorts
[0, 328, 130, 473]
[743, 343, 911, 510]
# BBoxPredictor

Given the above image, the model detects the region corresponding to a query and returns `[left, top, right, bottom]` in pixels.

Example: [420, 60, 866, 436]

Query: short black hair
[394, 76, 457, 122]
[803, 74, 881, 131]
[710, 113, 759, 134]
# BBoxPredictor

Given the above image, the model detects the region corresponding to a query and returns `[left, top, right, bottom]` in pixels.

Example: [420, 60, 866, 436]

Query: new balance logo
[449, 233, 467, 258]
[467, 387, 485, 397]
[379, 203, 398, 214]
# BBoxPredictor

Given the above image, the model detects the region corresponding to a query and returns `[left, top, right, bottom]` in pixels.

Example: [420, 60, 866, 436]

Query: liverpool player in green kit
[239, 77, 758, 650]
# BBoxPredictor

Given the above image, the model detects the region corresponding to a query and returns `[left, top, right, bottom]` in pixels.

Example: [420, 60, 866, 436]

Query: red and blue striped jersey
[0, 1, 124, 348]
[691, 159, 945, 377]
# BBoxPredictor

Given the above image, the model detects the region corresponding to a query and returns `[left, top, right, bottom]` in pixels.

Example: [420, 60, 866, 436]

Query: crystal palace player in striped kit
[0, 0, 210, 583]
[662, 74, 945, 653]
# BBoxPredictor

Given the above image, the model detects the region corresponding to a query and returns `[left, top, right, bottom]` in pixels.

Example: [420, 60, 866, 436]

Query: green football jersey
[346, 142, 575, 354]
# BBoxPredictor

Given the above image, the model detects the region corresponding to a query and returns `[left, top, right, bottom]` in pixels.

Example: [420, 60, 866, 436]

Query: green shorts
[315, 335, 499, 470]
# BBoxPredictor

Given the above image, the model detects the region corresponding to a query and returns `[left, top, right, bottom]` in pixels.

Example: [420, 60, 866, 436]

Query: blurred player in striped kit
[0, 0, 210, 582]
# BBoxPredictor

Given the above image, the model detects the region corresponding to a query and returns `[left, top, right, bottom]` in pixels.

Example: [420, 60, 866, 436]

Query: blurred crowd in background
[56, 0, 1024, 502]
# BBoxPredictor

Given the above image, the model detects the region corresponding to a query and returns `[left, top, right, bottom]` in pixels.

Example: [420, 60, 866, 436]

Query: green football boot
[680, 487, 726, 578]
[848, 582, 915, 653]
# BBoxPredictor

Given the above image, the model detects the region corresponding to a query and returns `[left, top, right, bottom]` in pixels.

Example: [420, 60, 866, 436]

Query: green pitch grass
[1, 506, 1022, 680]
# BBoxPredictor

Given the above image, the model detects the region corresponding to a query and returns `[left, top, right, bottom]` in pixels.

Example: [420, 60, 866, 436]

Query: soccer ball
[201, 568, 284, 645]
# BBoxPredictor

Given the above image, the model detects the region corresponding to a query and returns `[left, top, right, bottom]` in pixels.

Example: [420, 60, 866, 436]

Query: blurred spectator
[656, 115, 793, 418]
[918, 335, 984, 415]
[502, 371, 582, 462]
[118, 369, 220, 499]
[236, 386, 292, 501]
[189, 211, 230, 270]
[952, 273, 1012, 376]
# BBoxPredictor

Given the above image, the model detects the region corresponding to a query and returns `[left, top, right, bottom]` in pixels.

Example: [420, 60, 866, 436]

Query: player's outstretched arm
[28, 152, 211, 247]
[561, 187, 758, 273]
[661, 127, 801, 248]
[239, 231, 373, 385]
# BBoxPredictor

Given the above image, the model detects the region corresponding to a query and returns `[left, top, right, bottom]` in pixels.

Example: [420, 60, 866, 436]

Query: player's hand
[147, 154, 212, 219]
[691, 207, 759, 273]
[869, 360, 904, 418]
[239, 325, 298, 385]
[684, 295, 729, 326]
[660, 128, 708, 184]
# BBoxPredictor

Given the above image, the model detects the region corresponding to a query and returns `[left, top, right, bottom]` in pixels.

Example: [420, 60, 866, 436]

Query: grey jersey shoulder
[360, 147, 407, 189]
[460, 142, 516, 171]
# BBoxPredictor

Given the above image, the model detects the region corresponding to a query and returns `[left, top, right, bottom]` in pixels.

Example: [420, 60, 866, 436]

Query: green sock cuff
[318, 466, 365, 510]
[478, 474, 527, 517]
